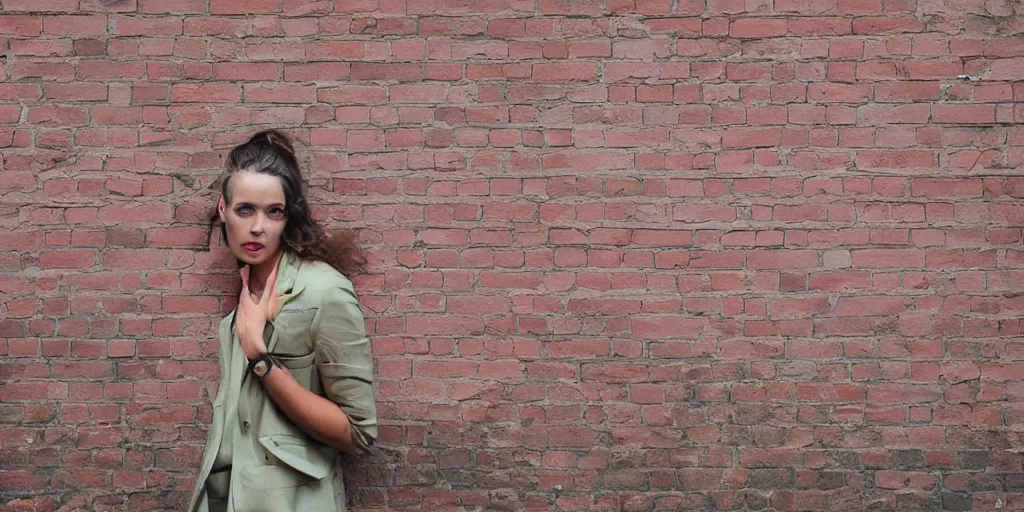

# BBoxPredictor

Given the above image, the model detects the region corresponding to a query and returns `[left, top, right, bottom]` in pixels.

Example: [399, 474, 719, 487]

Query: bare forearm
[259, 365, 362, 456]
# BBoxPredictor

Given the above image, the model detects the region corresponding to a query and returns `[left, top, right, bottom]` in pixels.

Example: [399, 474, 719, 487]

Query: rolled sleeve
[312, 283, 377, 454]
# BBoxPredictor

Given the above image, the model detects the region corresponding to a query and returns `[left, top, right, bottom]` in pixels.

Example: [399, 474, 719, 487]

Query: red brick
[350, 63, 423, 81]
[856, 150, 935, 168]
[138, 0, 202, 12]
[988, 58, 1024, 80]
[111, 16, 182, 36]
[730, 18, 788, 38]
[40, 250, 96, 269]
[808, 83, 871, 103]
[932, 105, 996, 124]
[170, 83, 240, 103]
[210, 0, 280, 14]
[3, 0, 77, 10]
[78, 61, 146, 80]
[911, 178, 983, 198]
[28, 106, 89, 126]
[0, 15, 42, 36]
[243, 83, 315, 104]
[532, 62, 598, 82]
[10, 60, 75, 82]
[212, 62, 280, 81]
[285, 63, 349, 81]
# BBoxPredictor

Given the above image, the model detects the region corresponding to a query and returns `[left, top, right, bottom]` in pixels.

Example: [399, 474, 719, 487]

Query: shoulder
[295, 258, 358, 304]
[294, 259, 366, 335]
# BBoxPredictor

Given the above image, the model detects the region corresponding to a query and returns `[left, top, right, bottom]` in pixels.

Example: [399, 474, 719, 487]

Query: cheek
[223, 214, 248, 240]
[225, 214, 243, 229]
[266, 220, 287, 245]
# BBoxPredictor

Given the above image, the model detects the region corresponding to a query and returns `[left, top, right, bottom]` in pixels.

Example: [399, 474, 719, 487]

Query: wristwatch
[247, 353, 277, 378]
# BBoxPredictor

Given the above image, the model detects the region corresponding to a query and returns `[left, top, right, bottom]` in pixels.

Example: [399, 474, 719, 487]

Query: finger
[239, 266, 255, 305]
[239, 289, 254, 308]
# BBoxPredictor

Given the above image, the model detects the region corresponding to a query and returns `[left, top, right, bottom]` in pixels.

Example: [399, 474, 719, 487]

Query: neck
[249, 250, 283, 294]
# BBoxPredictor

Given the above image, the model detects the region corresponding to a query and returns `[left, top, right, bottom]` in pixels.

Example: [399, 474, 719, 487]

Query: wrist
[242, 338, 267, 359]
[245, 348, 266, 359]
[247, 352, 278, 379]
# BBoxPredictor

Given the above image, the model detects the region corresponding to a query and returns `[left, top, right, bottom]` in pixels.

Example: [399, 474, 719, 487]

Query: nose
[250, 212, 266, 236]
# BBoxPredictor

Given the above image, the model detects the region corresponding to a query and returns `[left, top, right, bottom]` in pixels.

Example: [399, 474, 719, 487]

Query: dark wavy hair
[213, 129, 365, 277]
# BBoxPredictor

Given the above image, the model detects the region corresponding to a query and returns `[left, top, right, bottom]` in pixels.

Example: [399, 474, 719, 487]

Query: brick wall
[2, 0, 1023, 510]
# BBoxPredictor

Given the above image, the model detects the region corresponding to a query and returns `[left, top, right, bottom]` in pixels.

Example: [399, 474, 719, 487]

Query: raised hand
[236, 260, 280, 360]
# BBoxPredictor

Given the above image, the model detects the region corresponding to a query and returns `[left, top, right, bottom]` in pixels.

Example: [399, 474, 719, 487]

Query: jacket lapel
[188, 315, 234, 510]
[272, 251, 304, 310]
[266, 251, 305, 353]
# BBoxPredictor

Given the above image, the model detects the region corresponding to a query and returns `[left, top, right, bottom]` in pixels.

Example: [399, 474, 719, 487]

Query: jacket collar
[273, 250, 305, 310]
[226, 251, 307, 327]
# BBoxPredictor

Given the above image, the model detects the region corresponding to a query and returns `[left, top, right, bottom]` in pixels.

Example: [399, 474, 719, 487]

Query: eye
[268, 207, 286, 219]
[236, 205, 254, 215]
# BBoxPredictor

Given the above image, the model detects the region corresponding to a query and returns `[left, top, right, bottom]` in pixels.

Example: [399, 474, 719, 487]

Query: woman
[187, 130, 377, 512]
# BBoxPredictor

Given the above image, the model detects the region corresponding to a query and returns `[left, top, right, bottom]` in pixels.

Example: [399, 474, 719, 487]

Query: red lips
[243, 242, 264, 252]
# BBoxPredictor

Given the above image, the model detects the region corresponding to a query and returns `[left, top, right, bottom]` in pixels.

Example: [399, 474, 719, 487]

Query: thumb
[267, 292, 281, 321]
[238, 266, 255, 307]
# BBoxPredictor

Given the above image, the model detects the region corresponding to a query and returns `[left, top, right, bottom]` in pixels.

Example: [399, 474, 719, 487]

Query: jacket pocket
[231, 436, 335, 512]
[257, 434, 333, 480]
[232, 465, 318, 512]
[275, 352, 315, 369]
[274, 352, 316, 390]
[269, 308, 317, 355]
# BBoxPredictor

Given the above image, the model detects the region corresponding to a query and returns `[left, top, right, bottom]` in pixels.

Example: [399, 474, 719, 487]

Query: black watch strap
[247, 353, 276, 378]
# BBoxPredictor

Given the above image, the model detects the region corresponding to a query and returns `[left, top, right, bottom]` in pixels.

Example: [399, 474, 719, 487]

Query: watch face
[254, 360, 268, 376]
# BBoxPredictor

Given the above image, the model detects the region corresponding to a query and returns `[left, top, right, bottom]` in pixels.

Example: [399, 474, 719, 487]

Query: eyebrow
[234, 201, 285, 208]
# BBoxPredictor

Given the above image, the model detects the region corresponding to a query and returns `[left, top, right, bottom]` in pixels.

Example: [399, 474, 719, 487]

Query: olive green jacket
[188, 252, 377, 512]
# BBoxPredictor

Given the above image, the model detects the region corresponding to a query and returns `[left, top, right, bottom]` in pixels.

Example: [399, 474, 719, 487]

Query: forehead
[227, 170, 285, 204]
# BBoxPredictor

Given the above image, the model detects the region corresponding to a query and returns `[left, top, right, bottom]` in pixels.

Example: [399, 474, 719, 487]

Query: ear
[217, 196, 226, 223]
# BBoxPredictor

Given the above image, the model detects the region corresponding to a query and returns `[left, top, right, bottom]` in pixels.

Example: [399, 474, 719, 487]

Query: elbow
[340, 443, 366, 457]
[321, 429, 358, 456]
[346, 426, 376, 456]
[330, 418, 374, 457]
[334, 433, 370, 457]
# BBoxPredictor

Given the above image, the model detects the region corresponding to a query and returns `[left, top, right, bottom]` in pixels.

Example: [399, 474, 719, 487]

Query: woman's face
[218, 170, 287, 267]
